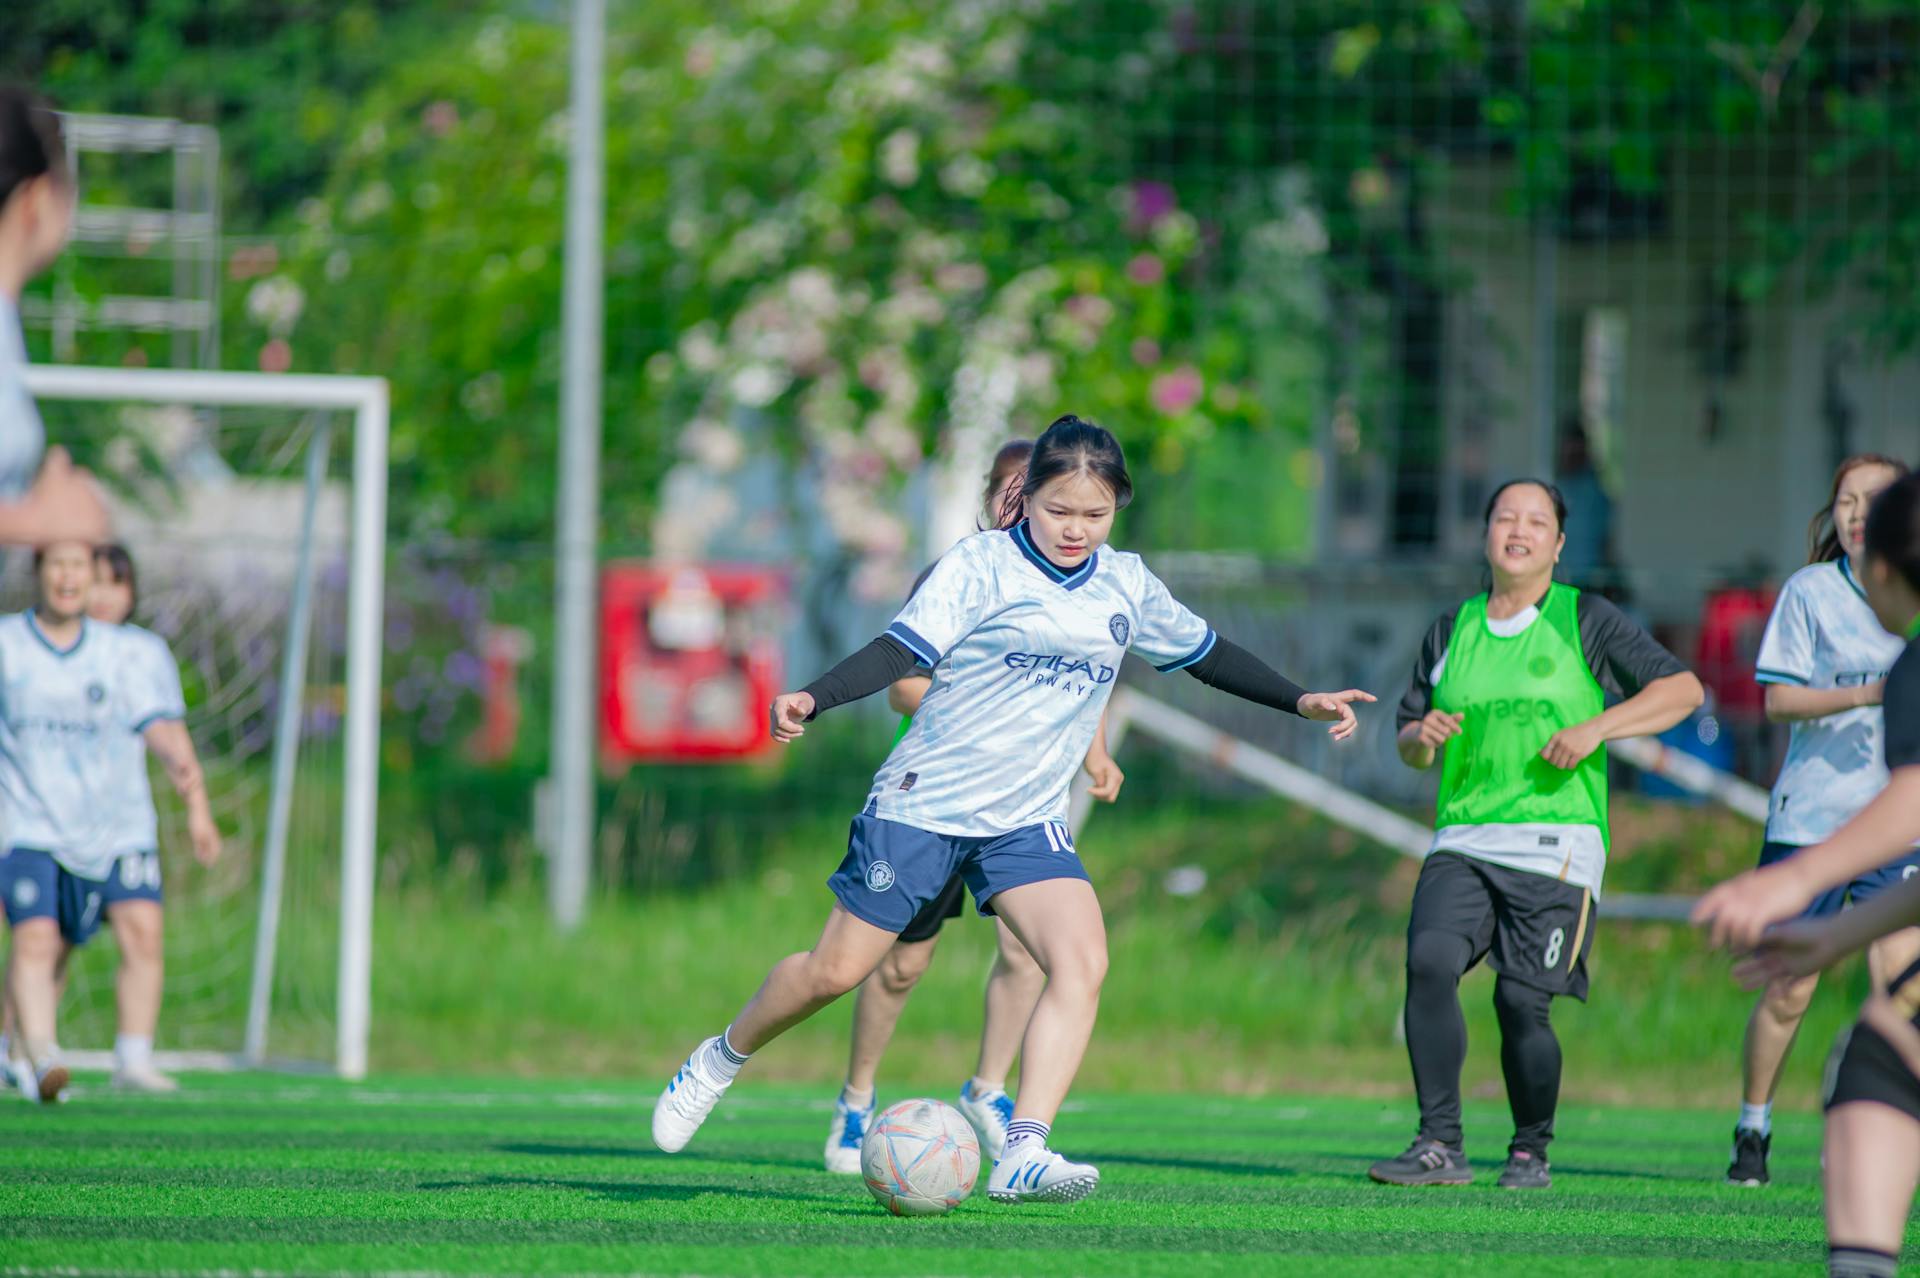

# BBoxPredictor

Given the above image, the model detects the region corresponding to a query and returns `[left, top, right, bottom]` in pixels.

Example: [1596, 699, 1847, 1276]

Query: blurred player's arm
[887, 673, 931, 716]
[144, 718, 221, 866]
[0, 448, 109, 546]
[1739, 859, 1920, 986]
[1763, 681, 1883, 722]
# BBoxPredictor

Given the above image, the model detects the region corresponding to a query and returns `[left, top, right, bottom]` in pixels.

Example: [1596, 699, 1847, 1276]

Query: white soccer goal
[17, 365, 388, 1079]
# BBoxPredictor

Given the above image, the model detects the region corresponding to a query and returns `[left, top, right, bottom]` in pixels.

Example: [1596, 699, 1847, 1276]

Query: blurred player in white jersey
[0, 87, 109, 551]
[654, 415, 1374, 1203]
[80, 544, 222, 1091]
[0, 542, 218, 1102]
[1727, 455, 1918, 1186]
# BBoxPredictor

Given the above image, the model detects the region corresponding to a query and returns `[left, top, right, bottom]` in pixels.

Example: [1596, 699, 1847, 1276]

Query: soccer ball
[860, 1097, 981, 1216]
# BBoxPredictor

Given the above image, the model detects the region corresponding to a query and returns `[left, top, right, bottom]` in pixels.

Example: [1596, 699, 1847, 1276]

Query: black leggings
[1405, 929, 1562, 1156]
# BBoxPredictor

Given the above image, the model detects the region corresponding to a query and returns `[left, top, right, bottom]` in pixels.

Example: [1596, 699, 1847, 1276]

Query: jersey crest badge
[87, 683, 106, 703]
[1108, 614, 1130, 646]
[866, 861, 896, 892]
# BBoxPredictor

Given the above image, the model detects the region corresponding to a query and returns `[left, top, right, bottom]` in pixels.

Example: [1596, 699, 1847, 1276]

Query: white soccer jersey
[102, 625, 189, 857]
[0, 613, 182, 879]
[1756, 559, 1906, 845]
[0, 296, 46, 503]
[869, 521, 1213, 835]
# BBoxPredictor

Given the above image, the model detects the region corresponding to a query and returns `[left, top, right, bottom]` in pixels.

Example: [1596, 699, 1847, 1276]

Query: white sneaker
[112, 1063, 180, 1094]
[12, 1056, 68, 1105]
[6, 1056, 37, 1102]
[956, 1080, 1014, 1161]
[651, 1037, 734, 1153]
[987, 1140, 1100, 1204]
[823, 1092, 875, 1174]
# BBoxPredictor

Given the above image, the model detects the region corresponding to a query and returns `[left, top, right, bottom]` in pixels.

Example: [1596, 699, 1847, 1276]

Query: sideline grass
[0, 1072, 1887, 1276]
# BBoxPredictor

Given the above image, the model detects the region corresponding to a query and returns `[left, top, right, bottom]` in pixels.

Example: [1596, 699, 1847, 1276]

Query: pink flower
[259, 339, 293, 373]
[422, 100, 460, 138]
[1126, 253, 1165, 286]
[1149, 364, 1204, 417]
[1130, 337, 1161, 366]
[1129, 180, 1176, 232]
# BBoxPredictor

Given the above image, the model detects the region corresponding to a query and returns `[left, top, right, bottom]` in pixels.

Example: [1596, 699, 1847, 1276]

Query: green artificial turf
[0, 1072, 1887, 1276]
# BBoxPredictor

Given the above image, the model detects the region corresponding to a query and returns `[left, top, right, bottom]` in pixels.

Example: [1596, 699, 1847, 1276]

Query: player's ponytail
[1020, 415, 1133, 511]
[0, 87, 68, 213]
[1808, 454, 1909, 564]
[1865, 472, 1920, 596]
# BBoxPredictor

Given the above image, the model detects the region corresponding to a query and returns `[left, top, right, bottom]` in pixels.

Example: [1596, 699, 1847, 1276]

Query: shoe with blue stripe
[956, 1080, 1015, 1161]
[823, 1091, 875, 1174]
[987, 1140, 1100, 1204]
[651, 1036, 733, 1153]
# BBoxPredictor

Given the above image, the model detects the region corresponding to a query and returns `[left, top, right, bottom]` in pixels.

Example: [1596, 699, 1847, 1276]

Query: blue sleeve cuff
[1154, 629, 1217, 673]
[1754, 668, 1810, 687]
[132, 710, 186, 733]
[885, 622, 940, 667]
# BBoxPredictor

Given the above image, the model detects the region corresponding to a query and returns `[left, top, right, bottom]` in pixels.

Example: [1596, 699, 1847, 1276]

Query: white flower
[472, 17, 512, 71]
[246, 275, 306, 337]
[324, 249, 352, 283]
[880, 129, 921, 188]
[344, 182, 392, 224]
[939, 154, 993, 198]
[679, 324, 724, 373]
[730, 363, 791, 407]
[460, 371, 505, 422]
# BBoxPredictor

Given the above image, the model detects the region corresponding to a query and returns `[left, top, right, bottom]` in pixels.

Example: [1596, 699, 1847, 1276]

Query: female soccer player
[822, 439, 1125, 1172]
[1728, 455, 1917, 1187]
[655, 415, 1372, 1202]
[84, 544, 223, 1091]
[1371, 478, 1702, 1190]
[1702, 471, 1920, 1278]
[0, 86, 108, 549]
[0, 542, 218, 1103]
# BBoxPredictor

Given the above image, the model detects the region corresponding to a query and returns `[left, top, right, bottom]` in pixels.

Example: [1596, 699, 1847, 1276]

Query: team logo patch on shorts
[866, 861, 896, 892]
[13, 879, 38, 908]
[1108, 614, 1130, 645]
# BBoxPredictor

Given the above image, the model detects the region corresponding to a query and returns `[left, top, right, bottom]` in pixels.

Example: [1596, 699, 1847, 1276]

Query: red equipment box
[600, 562, 786, 761]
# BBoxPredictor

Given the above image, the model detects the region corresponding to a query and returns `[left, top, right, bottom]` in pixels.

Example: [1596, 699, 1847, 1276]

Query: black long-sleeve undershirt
[799, 630, 1306, 720]
[799, 634, 921, 717]
[1183, 635, 1307, 715]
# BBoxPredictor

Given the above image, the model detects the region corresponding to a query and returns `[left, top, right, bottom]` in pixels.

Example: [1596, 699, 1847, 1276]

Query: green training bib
[1433, 583, 1610, 847]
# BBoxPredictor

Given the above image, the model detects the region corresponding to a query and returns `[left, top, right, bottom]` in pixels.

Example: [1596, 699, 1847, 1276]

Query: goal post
[20, 364, 388, 1079]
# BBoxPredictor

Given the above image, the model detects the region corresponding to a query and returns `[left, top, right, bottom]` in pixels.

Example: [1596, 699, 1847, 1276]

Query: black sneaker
[1497, 1149, 1551, 1189]
[1369, 1138, 1473, 1186]
[1726, 1126, 1770, 1186]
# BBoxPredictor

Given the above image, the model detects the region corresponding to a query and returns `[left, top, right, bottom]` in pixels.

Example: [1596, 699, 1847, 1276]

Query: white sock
[0, 1032, 10, 1061]
[706, 1027, 748, 1082]
[840, 1084, 875, 1109]
[1738, 1102, 1771, 1137]
[966, 1076, 1004, 1099]
[1004, 1118, 1049, 1152]
[116, 1034, 154, 1071]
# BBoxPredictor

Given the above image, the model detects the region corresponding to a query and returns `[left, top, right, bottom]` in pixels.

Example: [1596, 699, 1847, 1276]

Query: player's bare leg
[983, 877, 1106, 1203]
[108, 901, 176, 1092]
[654, 904, 897, 1153]
[1825, 1101, 1920, 1274]
[959, 919, 1043, 1158]
[1868, 927, 1920, 994]
[6, 918, 70, 1103]
[1732, 971, 1817, 1184]
[825, 934, 937, 1172]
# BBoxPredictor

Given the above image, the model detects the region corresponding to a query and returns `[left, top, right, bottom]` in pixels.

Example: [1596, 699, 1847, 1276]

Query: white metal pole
[550, 0, 606, 932]
[243, 418, 331, 1065]
[337, 385, 390, 1080]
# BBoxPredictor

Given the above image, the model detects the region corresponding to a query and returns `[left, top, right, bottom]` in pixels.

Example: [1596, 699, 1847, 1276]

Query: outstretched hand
[1297, 689, 1376, 742]
[1692, 863, 1814, 952]
[769, 691, 816, 744]
[1732, 917, 1839, 989]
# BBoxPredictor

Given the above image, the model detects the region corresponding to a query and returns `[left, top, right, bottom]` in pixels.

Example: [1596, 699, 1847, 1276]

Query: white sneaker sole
[988, 1172, 1100, 1204]
[824, 1149, 862, 1175]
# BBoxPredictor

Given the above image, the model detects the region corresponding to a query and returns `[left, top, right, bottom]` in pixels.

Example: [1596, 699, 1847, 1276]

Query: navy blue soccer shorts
[1758, 840, 1920, 919]
[826, 802, 1091, 934]
[0, 847, 163, 946]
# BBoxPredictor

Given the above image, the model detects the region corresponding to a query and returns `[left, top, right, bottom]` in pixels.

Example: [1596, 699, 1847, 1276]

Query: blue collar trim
[25, 609, 85, 659]
[1840, 556, 1868, 601]
[1010, 521, 1097, 591]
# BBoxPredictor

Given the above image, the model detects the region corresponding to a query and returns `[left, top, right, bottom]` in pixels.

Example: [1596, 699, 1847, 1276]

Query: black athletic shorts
[1826, 957, 1920, 1122]
[896, 872, 967, 944]
[1407, 850, 1596, 1001]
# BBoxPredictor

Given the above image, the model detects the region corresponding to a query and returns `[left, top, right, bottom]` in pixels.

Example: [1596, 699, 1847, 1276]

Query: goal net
[13, 366, 388, 1078]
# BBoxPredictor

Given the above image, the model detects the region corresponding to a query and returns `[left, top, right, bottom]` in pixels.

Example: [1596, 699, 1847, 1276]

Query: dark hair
[1865, 472, 1920, 597]
[93, 543, 138, 616]
[1809, 453, 1909, 564]
[1018, 415, 1133, 513]
[1483, 477, 1568, 533]
[983, 438, 1034, 530]
[0, 87, 68, 212]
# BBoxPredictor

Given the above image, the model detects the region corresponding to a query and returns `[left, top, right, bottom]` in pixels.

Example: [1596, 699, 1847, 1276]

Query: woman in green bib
[1370, 479, 1703, 1190]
